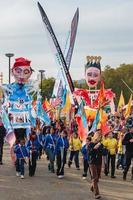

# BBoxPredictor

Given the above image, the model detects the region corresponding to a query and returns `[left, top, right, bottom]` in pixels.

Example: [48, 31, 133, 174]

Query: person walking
[27, 128, 41, 177]
[0, 121, 6, 165]
[14, 139, 29, 179]
[68, 132, 82, 170]
[88, 130, 104, 199]
[106, 132, 117, 178]
[44, 127, 56, 173]
[55, 130, 69, 178]
[81, 136, 92, 179]
[122, 120, 133, 181]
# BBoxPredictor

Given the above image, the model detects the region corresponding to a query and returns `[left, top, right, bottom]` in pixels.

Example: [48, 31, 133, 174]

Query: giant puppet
[74, 56, 115, 109]
[0, 57, 48, 141]
[74, 56, 115, 138]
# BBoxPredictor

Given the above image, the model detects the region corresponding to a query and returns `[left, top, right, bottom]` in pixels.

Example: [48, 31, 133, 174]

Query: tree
[102, 64, 133, 104]
[41, 77, 55, 100]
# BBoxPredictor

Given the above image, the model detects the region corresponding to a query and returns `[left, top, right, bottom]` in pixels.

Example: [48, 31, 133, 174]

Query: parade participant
[68, 132, 82, 170]
[116, 131, 125, 170]
[14, 138, 29, 179]
[0, 120, 6, 165]
[27, 127, 41, 177]
[55, 130, 69, 178]
[44, 127, 56, 173]
[81, 136, 92, 179]
[101, 133, 109, 176]
[106, 132, 117, 178]
[88, 129, 103, 199]
[122, 118, 133, 181]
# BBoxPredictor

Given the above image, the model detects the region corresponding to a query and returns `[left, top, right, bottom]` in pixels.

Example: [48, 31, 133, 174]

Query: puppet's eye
[15, 68, 22, 74]
[24, 69, 30, 74]
[93, 73, 98, 77]
[87, 72, 92, 76]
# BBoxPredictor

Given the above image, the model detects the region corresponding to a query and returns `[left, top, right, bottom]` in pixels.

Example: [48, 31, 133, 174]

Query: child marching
[14, 138, 29, 179]
[81, 136, 92, 180]
[44, 127, 56, 173]
[55, 130, 69, 178]
[27, 127, 41, 177]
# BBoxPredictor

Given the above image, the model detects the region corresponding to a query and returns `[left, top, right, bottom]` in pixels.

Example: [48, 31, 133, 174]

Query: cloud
[0, 0, 133, 83]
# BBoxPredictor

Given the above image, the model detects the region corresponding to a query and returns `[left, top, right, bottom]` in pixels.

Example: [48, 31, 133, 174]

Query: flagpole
[121, 79, 133, 94]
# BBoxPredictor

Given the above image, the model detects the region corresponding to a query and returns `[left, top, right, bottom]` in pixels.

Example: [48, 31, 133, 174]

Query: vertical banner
[53, 8, 79, 99]
[38, 2, 79, 108]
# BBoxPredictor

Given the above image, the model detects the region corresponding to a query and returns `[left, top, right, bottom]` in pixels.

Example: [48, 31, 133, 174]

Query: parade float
[0, 57, 50, 145]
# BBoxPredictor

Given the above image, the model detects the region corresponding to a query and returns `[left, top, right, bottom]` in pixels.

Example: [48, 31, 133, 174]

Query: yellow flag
[61, 92, 71, 113]
[118, 91, 125, 112]
[125, 94, 132, 118]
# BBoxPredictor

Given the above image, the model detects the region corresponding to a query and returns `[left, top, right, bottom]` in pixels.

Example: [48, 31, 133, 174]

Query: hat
[85, 56, 101, 71]
[13, 57, 31, 69]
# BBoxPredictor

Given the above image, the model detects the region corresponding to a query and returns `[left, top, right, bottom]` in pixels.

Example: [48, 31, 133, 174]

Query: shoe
[95, 195, 101, 199]
[58, 175, 64, 179]
[76, 167, 80, 170]
[82, 176, 87, 180]
[0, 162, 3, 165]
[111, 175, 116, 178]
[16, 172, 20, 177]
[20, 175, 24, 179]
[90, 186, 94, 192]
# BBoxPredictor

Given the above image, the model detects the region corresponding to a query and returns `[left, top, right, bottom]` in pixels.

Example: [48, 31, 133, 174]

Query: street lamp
[38, 70, 45, 96]
[5, 53, 14, 84]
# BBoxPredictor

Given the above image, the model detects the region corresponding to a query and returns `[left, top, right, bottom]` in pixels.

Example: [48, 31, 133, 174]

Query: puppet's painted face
[12, 66, 32, 84]
[85, 67, 101, 88]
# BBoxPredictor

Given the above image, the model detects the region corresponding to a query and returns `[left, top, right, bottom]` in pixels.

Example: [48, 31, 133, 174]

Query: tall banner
[53, 8, 79, 99]
[38, 2, 79, 108]
[65, 8, 79, 68]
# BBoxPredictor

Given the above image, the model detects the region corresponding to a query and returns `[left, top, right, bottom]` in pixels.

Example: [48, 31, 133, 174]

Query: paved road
[0, 145, 133, 200]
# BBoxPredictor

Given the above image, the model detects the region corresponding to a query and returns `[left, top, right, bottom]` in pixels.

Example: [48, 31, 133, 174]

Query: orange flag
[98, 80, 106, 107]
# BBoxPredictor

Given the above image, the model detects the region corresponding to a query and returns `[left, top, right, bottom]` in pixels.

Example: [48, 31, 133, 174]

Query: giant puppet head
[12, 57, 33, 84]
[85, 56, 101, 88]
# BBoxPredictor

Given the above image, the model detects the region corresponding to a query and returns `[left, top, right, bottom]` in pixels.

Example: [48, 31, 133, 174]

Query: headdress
[85, 56, 102, 71]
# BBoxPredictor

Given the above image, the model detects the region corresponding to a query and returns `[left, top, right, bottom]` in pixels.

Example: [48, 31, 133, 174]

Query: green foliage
[39, 64, 133, 105]
[102, 64, 133, 104]
[74, 63, 133, 105]
[41, 77, 55, 100]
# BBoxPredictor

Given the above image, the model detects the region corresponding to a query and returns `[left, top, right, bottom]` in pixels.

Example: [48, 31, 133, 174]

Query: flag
[98, 80, 106, 107]
[61, 92, 71, 113]
[99, 108, 108, 127]
[61, 85, 67, 108]
[43, 99, 52, 111]
[36, 92, 51, 125]
[89, 109, 100, 133]
[38, 2, 79, 109]
[52, 8, 79, 98]
[101, 123, 111, 135]
[125, 94, 132, 118]
[76, 116, 87, 143]
[77, 100, 87, 128]
[117, 91, 125, 112]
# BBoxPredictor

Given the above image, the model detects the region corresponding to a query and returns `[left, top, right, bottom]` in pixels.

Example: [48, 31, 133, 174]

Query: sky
[0, 0, 133, 83]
